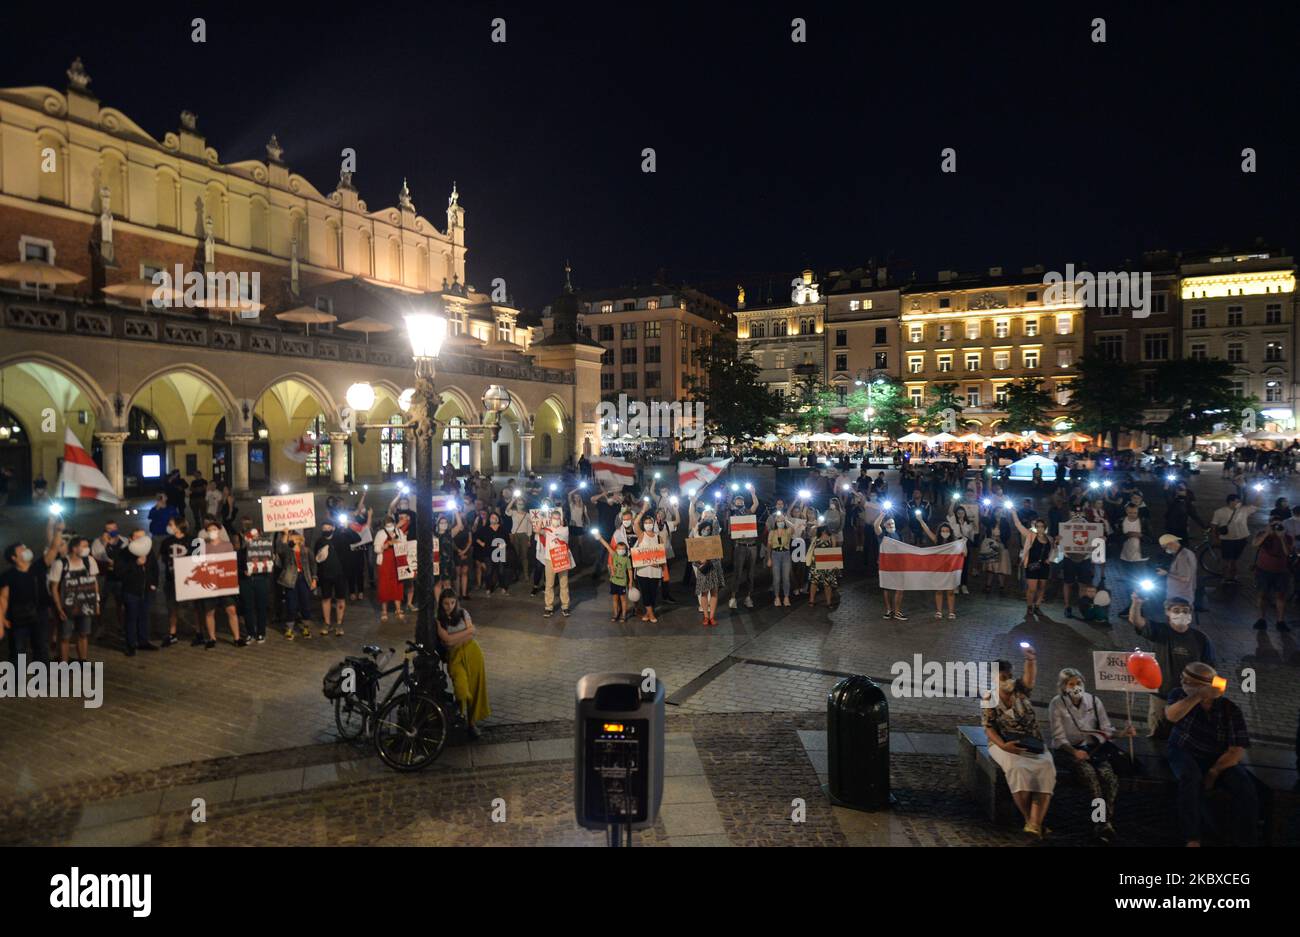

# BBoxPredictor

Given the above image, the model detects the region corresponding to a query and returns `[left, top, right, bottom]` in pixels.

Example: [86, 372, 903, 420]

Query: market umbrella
[0, 259, 84, 299]
[789, 434, 810, 444]
[928, 432, 958, 444]
[103, 277, 175, 307]
[955, 432, 985, 443]
[339, 315, 395, 344]
[835, 432, 861, 443]
[898, 432, 929, 443]
[991, 431, 1023, 442]
[1244, 430, 1290, 442]
[276, 305, 337, 334]
[194, 293, 266, 323]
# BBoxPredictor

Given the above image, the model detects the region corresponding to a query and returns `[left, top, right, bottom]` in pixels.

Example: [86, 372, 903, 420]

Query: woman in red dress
[374, 514, 406, 621]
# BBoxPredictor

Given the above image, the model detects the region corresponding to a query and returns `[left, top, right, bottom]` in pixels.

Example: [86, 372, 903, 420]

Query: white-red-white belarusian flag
[283, 433, 312, 463]
[678, 457, 732, 492]
[57, 428, 119, 503]
[878, 538, 966, 591]
[591, 456, 636, 489]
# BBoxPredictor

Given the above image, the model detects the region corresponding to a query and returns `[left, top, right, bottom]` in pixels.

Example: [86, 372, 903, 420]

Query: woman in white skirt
[982, 645, 1056, 838]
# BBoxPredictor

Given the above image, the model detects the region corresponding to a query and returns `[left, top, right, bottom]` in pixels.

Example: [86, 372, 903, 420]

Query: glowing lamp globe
[346, 382, 376, 413]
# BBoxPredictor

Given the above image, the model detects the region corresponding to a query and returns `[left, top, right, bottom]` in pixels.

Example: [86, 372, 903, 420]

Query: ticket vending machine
[574, 672, 665, 846]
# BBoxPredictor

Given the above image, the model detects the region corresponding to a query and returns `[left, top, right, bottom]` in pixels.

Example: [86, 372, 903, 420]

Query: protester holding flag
[873, 510, 907, 620]
[373, 515, 408, 621]
[347, 496, 373, 601]
[724, 485, 760, 610]
[917, 517, 961, 620]
[806, 526, 839, 608]
[57, 427, 118, 504]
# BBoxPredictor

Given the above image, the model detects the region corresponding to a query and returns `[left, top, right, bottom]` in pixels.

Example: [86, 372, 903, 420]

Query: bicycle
[1194, 533, 1224, 580]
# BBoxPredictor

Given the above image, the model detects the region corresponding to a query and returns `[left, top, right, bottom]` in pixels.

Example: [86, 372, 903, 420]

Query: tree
[1003, 377, 1055, 433]
[1146, 358, 1259, 446]
[685, 339, 783, 448]
[858, 378, 910, 441]
[1068, 354, 1145, 449]
[922, 382, 965, 432]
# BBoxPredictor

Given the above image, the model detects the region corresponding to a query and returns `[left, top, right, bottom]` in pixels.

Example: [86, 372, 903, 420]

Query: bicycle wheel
[1197, 541, 1223, 578]
[374, 693, 449, 771]
[334, 695, 369, 741]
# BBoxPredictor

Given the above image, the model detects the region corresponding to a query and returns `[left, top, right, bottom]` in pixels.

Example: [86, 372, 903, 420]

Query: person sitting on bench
[981, 646, 1056, 838]
[1164, 662, 1258, 847]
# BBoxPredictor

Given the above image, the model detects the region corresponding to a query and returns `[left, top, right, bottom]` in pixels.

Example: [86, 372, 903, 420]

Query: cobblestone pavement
[1, 466, 1297, 845]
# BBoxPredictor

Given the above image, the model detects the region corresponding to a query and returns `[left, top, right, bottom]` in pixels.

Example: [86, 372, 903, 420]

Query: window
[1057, 347, 1073, 368]
[836, 329, 847, 347]
[1055, 313, 1073, 335]
[1266, 303, 1282, 325]
[314, 296, 334, 313]
[1266, 381, 1283, 403]
[600, 373, 614, 391]
[993, 351, 1010, 370]
[1266, 341, 1284, 362]
[1023, 349, 1039, 369]
[849, 300, 860, 311]
[1227, 306, 1243, 327]
[1100, 305, 1121, 318]
[441, 417, 470, 471]
[908, 356, 924, 374]
[995, 385, 1009, 406]
[1189, 342, 1208, 361]
[621, 322, 637, 340]
[773, 387, 785, 403]
[497, 319, 512, 342]
[1226, 343, 1244, 364]
[994, 319, 1009, 338]
[1024, 318, 1038, 337]
[1097, 335, 1124, 361]
[305, 415, 331, 478]
[875, 351, 888, 369]
[753, 351, 764, 369]
[836, 386, 847, 405]
[774, 351, 786, 369]
[380, 414, 405, 475]
[1190, 308, 1207, 329]
[965, 321, 980, 339]
[750, 320, 766, 339]
[621, 347, 638, 365]
[1152, 293, 1167, 314]
[645, 346, 661, 364]
[18, 236, 55, 290]
[800, 317, 816, 335]
[862, 299, 873, 310]
[1142, 333, 1170, 362]
[937, 354, 953, 373]
[966, 386, 981, 407]
[645, 321, 661, 339]
[600, 348, 614, 365]
[773, 319, 788, 337]
[1056, 383, 1073, 406]
[646, 298, 659, 310]
[1142, 372, 1157, 398]
[874, 327, 886, 345]
[681, 345, 688, 365]
[909, 325, 923, 343]
[910, 387, 923, 407]
[938, 323, 953, 341]
[1026, 290, 1038, 302]
[965, 353, 980, 371]
[600, 303, 613, 314]
[622, 301, 636, 311]
[1230, 380, 1245, 397]
[939, 298, 951, 309]
[679, 322, 687, 340]
[599, 324, 614, 341]
[621, 372, 637, 389]
[645, 371, 661, 389]
[835, 353, 848, 371]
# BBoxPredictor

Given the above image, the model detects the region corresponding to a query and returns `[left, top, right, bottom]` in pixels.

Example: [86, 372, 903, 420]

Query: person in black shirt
[314, 519, 348, 635]
[187, 473, 208, 530]
[159, 518, 196, 647]
[118, 530, 159, 654]
[1, 541, 49, 665]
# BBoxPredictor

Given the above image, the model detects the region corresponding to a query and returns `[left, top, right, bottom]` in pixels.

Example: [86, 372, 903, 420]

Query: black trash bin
[826, 675, 892, 809]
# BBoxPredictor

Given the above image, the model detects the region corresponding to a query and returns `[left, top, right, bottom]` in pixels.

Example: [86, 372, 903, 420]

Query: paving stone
[75, 789, 164, 830]
[527, 737, 573, 762]
[668, 834, 733, 847]
[663, 748, 706, 777]
[659, 801, 726, 837]
[232, 768, 305, 801]
[905, 733, 959, 756]
[159, 777, 237, 812]
[66, 815, 157, 846]
[470, 741, 532, 767]
[662, 774, 715, 805]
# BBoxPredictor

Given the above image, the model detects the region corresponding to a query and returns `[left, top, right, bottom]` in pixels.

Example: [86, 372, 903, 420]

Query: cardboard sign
[548, 541, 572, 573]
[262, 492, 316, 532]
[686, 534, 723, 562]
[631, 544, 667, 569]
[812, 546, 844, 570]
[244, 537, 274, 576]
[174, 554, 239, 601]
[730, 513, 758, 539]
[1092, 651, 1159, 695]
[394, 539, 417, 581]
[1060, 521, 1105, 557]
[349, 519, 373, 548]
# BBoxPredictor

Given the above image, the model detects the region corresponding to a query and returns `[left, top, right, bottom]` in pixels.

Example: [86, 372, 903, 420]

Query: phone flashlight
[1254, 483, 1263, 492]
[713, 491, 722, 500]
[1166, 474, 1176, 482]
[579, 481, 587, 489]
[745, 482, 753, 490]
[279, 483, 290, 494]
[49, 503, 63, 515]
[1003, 500, 1013, 510]
[643, 495, 651, 503]
[798, 489, 810, 500]
[363, 484, 369, 491]
[336, 514, 347, 526]
[951, 492, 960, 500]
[982, 497, 992, 507]
[654, 472, 661, 480]
[818, 515, 825, 523]
[882, 500, 893, 510]
[670, 495, 679, 505]
[549, 483, 557, 492]
[513, 489, 521, 498]
[591, 528, 600, 538]
[1139, 579, 1154, 592]
[1019, 641, 1032, 649]
[731, 483, 739, 492]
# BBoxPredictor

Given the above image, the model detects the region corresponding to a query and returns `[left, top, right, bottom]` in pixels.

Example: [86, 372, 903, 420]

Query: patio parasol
[0, 259, 85, 300]
[276, 305, 337, 334]
[338, 315, 395, 344]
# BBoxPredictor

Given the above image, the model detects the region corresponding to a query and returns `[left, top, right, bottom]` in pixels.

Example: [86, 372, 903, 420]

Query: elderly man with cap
[1129, 593, 1214, 739]
[1155, 532, 1197, 612]
[1164, 662, 1258, 846]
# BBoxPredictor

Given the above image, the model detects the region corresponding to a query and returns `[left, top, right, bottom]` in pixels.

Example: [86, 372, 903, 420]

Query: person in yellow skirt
[434, 590, 490, 739]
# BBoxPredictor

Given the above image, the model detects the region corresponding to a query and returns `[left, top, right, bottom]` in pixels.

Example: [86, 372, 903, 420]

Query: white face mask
[207, 530, 221, 541]
[1169, 611, 1192, 630]
[385, 524, 395, 533]
[17, 548, 33, 564]
[1066, 684, 1084, 701]
[77, 546, 91, 558]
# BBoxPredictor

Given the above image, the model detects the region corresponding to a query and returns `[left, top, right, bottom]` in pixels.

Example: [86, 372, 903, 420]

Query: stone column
[329, 432, 350, 487]
[228, 434, 253, 495]
[468, 431, 484, 473]
[519, 433, 534, 474]
[94, 432, 129, 500]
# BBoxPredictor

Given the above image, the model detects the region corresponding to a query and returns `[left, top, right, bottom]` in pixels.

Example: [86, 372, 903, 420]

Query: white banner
[262, 492, 316, 532]
[1092, 650, 1159, 695]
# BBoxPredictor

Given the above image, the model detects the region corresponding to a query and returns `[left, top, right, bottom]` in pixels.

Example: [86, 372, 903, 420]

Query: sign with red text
[262, 492, 316, 533]
[548, 542, 572, 572]
[174, 554, 239, 601]
[394, 539, 418, 581]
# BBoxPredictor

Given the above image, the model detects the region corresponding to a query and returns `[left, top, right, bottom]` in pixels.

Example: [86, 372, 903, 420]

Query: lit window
[938, 324, 953, 341]
[1023, 349, 1039, 369]
[380, 414, 405, 475]
[1057, 347, 1072, 368]
[600, 303, 613, 314]
[647, 298, 659, 310]
[909, 356, 924, 374]
[645, 321, 661, 339]
[1266, 381, 1283, 403]
[1266, 341, 1284, 362]
[1055, 313, 1072, 335]
[965, 321, 980, 339]
[993, 351, 1010, 370]
[937, 354, 953, 373]
[849, 300, 860, 311]
[966, 386, 981, 407]
[964, 353, 980, 371]
[994, 319, 1009, 338]
[910, 388, 923, 407]
[1024, 319, 1039, 337]
[909, 325, 923, 343]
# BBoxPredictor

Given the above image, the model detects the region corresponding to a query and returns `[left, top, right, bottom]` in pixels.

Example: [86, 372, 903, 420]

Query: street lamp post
[405, 311, 448, 646]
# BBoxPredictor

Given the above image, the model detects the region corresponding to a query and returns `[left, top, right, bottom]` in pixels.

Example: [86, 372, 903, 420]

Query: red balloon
[1127, 652, 1162, 689]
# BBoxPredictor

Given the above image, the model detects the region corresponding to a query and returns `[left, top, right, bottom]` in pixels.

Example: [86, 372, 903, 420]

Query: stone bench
[956, 725, 1297, 844]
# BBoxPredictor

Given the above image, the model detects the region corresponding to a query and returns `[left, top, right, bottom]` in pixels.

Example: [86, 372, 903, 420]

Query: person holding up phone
[1250, 522, 1293, 633]
[981, 643, 1056, 838]
[1130, 593, 1214, 739]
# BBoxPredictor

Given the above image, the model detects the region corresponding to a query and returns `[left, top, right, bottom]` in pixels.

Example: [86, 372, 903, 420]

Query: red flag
[591, 456, 636, 489]
[57, 428, 118, 503]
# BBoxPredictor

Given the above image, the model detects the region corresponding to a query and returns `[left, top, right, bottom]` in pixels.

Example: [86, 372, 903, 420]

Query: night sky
[3, 2, 1296, 312]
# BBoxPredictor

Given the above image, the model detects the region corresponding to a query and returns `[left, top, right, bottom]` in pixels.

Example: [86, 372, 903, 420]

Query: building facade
[823, 265, 902, 397]
[0, 61, 600, 501]
[736, 269, 826, 409]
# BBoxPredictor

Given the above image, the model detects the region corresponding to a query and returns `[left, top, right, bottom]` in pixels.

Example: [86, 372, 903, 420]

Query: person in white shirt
[537, 509, 571, 617]
[1209, 493, 1251, 583]
[1048, 668, 1136, 843]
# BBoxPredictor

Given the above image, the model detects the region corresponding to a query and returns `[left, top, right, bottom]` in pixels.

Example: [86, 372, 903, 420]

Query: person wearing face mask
[1250, 521, 1293, 633]
[918, 517, 961, 619]
[275, 529, 317, 639]
[1048, 668, 1135, 843]
[49, 536, 100, 663]
[537, 509, 572, 618]
[1059, 506, 1096, 619]
[873, 507, 907, 620]
[388, 493, 417, 538]
[806, 525, 840, 609]
[688, 514, 725, 626]
[982, 647, 1056, 838]
[1155, 533, 1196, 615]
[946, 504, 978, 595]
[198, 522, 245, 648]
[766, 511, 793, 607]
[480, 513, 511, 596]
[148, 491, 179, 541]
[630, 513, 666, 623]
[314, 520, 347, 636]
[373, 515, 406, 622]
[1010, 507, 1052, 619]
[724, 486, 760, 610]
[118, 530, 158, 655]
[1130, 594, 1215, 739]
[237, 524, 274, 643]
[592, 529, 633, 622]
[159, 518, 194, 647]
[91, 521, 125, 640]
[1164, 662, 1257, 846]
[1, 541, 49, 666]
